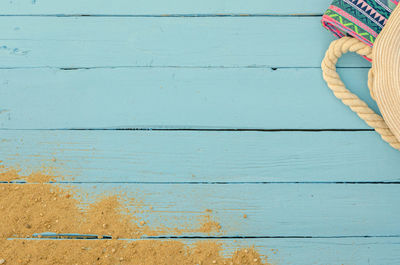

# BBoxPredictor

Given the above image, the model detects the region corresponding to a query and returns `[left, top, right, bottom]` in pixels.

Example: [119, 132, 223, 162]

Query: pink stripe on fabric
[322, 15, 373, 61]
[322, 20, 345, 38]
[330, 5, 379, 37]
[322, 15, 374, 46]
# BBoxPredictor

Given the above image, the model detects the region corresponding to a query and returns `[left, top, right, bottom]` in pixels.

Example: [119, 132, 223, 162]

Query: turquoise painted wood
[18, 183, 398, 237]
[1, 130, 399, 183]
[0, 0, 332, 15]
[0, 17, 370, 68]
[0, 0, 399, 263]
[0, 68, 378, 130]
[218, 238, 400, 265]
[8, 238, 400, 264]
[152, 238, 400, 265]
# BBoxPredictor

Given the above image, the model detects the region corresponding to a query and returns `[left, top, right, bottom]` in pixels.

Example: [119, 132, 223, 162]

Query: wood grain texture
[44, 182, 400, 238]
[0, 0, 331, 15]
[1, 0, 398, 262]
[201, 238, 400, 265]
[1, 130, 399, 182]
[0, 17, 370, 68]
[5, 182, 398, 238]
[8, 238, 400, 265]
[0, 68, 377, 130]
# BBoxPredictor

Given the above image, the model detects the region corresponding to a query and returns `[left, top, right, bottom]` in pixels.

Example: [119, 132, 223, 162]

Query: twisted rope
[321, 36, 400, 150]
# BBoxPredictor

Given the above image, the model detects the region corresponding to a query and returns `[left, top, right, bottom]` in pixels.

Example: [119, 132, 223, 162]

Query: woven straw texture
[372, 5, 400, 143]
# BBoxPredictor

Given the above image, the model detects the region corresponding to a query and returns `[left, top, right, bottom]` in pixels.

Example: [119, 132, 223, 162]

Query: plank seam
[9, 235, 400, 240]
[2, 181, 399, 184]
[0, 66, 371, 70]
[0, 14, 323, 18]
[0, 128, 375, 132]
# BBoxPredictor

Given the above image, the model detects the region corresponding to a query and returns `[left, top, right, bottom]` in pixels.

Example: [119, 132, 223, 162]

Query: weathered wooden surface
[0, 0, 332, 15]
[222, 238, 400, 265]
[0, 0, 399, 264]
[0, 68, 377, 130]
[0, 17, 370, 68]
[1, 131, 399, 182]
[19, 183, 398, 237]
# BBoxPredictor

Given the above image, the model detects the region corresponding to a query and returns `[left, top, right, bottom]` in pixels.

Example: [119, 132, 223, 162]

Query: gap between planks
[0, 128, 375, 132]
[0, 14, 323, 18]
[9, 235, 400, 240]
[0, 66, 372, 70]
[1, 181, 399, 184]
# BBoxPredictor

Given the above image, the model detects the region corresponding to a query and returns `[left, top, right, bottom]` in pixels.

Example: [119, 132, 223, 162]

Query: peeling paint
[0, 45, 29, 56]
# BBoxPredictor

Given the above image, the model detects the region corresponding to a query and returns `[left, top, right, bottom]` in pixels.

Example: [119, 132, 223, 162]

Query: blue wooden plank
[220, 238, 400, 265]
[0, 68, 377, 130]
[0, 0, 332, 15]
[1, 130, 399, 182]
[3, 182, 398, 237]
[0, 0, 397, 263]
[5, 238, 400, 265]
[0, 17, 370, 68]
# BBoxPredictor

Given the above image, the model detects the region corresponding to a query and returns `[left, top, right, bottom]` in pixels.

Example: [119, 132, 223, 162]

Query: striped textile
[322, 0, 398, 60]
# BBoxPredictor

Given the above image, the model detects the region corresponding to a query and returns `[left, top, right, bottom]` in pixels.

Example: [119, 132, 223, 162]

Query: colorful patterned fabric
[322, 0, 399, 60]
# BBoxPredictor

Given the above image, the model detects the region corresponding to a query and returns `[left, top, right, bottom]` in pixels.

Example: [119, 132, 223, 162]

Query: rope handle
[321, 36, 400, 150]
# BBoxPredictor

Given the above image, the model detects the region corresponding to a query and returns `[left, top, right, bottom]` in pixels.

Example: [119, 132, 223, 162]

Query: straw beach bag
[321, 0, 400, 150]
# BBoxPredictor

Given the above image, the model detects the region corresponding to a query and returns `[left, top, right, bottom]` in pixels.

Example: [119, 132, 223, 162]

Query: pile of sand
[0, 168, 270, 265]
